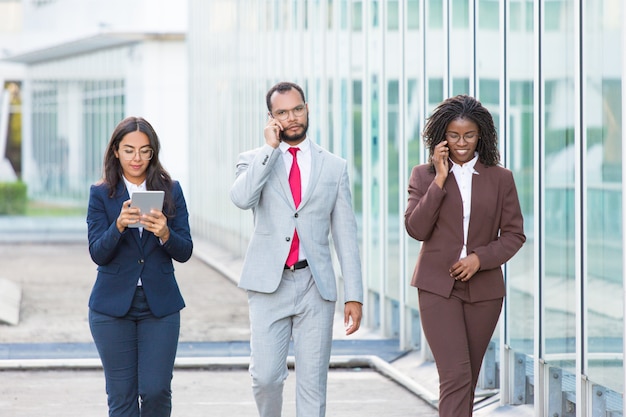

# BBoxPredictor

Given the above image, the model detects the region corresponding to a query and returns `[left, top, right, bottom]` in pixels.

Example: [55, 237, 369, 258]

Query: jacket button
[294, 213, 298, 218]
[286, 237, 291, 242]
[138, 259, 144, 264]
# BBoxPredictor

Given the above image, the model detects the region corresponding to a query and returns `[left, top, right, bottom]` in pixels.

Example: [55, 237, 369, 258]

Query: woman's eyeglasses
[120, 148, 154, 161]
[445, 132, 478, 144]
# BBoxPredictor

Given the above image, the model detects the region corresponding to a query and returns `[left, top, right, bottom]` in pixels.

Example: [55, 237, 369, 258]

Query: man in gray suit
[230, 81, 363, 417]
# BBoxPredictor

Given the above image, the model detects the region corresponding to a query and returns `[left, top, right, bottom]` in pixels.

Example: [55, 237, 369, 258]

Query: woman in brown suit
[405, 95, 526, 416]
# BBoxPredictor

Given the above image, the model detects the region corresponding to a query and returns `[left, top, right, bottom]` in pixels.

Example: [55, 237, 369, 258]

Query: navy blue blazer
[87, 181, 193, 318]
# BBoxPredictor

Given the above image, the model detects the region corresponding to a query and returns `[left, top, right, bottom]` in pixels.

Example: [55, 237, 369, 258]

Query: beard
[279, 116, 309, 143]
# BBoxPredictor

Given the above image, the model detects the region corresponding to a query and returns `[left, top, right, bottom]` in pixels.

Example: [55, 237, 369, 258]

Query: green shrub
[0, 181, 27, 215]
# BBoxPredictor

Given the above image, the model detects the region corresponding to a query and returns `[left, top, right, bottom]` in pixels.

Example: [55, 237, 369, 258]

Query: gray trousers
[247, 267, 336, 417]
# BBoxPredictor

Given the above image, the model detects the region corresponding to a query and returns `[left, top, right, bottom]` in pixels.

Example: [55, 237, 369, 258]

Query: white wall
[125, 41, 189, 195]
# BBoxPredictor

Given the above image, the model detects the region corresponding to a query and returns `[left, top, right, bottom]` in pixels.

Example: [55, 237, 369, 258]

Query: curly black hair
[423, 95, 500, 169]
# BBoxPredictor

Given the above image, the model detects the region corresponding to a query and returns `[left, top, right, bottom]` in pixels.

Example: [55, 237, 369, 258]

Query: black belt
[284, 260, 308, 271]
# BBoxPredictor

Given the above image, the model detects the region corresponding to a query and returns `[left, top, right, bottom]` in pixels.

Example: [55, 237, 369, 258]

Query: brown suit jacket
[405, 161, 526, 302]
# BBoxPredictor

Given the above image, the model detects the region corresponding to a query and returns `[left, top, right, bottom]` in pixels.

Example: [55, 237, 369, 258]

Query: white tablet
[128, 191, 165, 228]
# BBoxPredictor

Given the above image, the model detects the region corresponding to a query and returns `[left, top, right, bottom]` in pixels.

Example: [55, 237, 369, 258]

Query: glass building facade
[188, 0, 624, 415]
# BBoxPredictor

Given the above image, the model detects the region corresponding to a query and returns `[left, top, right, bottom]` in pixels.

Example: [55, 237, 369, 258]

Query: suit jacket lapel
[299, 142, 324, 209]
[467, 161, 484, 244]
[115, 182, 143, 249]
[274, 154, 296, 209]
[443, 171, 465, 243]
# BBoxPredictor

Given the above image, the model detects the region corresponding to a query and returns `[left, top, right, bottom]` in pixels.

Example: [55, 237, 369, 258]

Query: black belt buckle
[285, 260, 308, 271]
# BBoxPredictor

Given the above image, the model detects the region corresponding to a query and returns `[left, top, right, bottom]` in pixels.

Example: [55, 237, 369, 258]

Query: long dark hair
[101, 116, 175, 216]
[423, 95, 500, 170]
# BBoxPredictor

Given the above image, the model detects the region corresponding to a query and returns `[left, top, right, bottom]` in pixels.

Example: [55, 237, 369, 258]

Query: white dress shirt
[450, 153, 479, 260]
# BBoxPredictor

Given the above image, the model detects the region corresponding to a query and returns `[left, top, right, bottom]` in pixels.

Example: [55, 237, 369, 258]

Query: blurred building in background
[1, 0, 188, 203]
[1, 0, 625, 416]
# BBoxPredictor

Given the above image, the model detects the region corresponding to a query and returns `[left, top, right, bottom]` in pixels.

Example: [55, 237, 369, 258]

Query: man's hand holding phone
[264, 114, 283, 149]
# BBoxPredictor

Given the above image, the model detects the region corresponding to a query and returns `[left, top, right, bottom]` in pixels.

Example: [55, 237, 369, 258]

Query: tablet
[128, 191, 165, 228]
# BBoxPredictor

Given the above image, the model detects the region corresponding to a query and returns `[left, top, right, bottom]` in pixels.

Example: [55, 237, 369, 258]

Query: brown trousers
[418, 282, 503, 417]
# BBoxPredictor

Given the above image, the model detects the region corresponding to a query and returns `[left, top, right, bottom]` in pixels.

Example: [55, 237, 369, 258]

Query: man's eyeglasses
[445, 132, 479, 144]
[120, 148, 154, 161]
[272, 105, 307, 121]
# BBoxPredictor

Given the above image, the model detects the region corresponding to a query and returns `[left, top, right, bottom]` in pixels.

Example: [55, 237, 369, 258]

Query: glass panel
[583, 0, 623, 394]
[542, 0, 576, 379]
[4, 81, 22, 179]
[425, 0, 444, 108]
[405, 77, 422, 322]
[450, 0, 471, 96]
[352, 0, 363, 31]
[368, 74, 382, 295]
[404, 1, 422, 332]
[506, 76, 535, 357]
[387, 0, 400, 30]
[452, 0, 469, 28]
[452, 78, 470, 96]
[407, 0, 420, 30]
[31, 81, 58, 200]
[28, 77, 123, 210]
[352, 80, 363, 215]
[510, 0, 533, 32]
[327, 0, 333, 29]
[327, 80, 334, 153]
[371, 0, 379, 27]
[386, 79, 401, 305]
[478, 0, 499, 30]
[503, 2, 535, 407]
[339, 0, 348, 30]
[427, 0, 443, 30]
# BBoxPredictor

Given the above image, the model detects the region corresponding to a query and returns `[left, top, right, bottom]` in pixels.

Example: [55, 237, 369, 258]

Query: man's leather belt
[284, 260, 308, 271]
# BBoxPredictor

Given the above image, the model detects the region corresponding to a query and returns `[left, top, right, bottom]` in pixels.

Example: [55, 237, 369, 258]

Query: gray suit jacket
[230, 141, 363, 304]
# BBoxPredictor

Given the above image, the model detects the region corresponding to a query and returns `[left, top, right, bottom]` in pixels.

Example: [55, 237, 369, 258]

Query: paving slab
[0, 228, 440, 416]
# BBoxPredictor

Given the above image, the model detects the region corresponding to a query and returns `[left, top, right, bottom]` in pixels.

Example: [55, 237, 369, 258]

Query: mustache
[280, 122, 308, 142]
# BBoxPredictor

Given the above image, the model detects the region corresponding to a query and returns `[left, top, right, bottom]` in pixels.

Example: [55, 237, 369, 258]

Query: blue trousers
[89, 287, 180, 417]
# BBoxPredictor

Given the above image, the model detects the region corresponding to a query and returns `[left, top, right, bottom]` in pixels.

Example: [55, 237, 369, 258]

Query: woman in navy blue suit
[87, 116, 193, 417]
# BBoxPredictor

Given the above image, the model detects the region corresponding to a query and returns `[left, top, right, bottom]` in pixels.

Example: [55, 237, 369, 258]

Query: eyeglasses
[120, 147, 154, 161]
[445, 132, 479, 144]
[272, 104, 307, 121]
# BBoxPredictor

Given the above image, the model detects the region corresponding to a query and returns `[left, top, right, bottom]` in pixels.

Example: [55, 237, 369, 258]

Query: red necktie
[286, 147, 301, 267]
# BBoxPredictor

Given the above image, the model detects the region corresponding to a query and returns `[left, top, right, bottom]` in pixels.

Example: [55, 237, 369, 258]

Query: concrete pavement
[0, 216, 442, 417]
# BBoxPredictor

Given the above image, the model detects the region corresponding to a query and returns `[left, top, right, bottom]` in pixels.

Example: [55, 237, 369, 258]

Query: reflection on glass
[506, 79, 535, 358]
[352, 0, 362, 31]
[386, 80, 400, 302]
[31, 79, 123, 208]
[501, 0, 534, 406]
[368, 74, 381, 292]
[504, 0, 535, 371]
[387, 0, 399, 31]
[583, 0, 623, 393]
[427, 0, 443, 30]
[405, 77, 422, 341]
[407, 0, 419, 30]
[352, 80, 363, 215]
[542, 0, 576, 379]
[450, 0, 471, 96]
